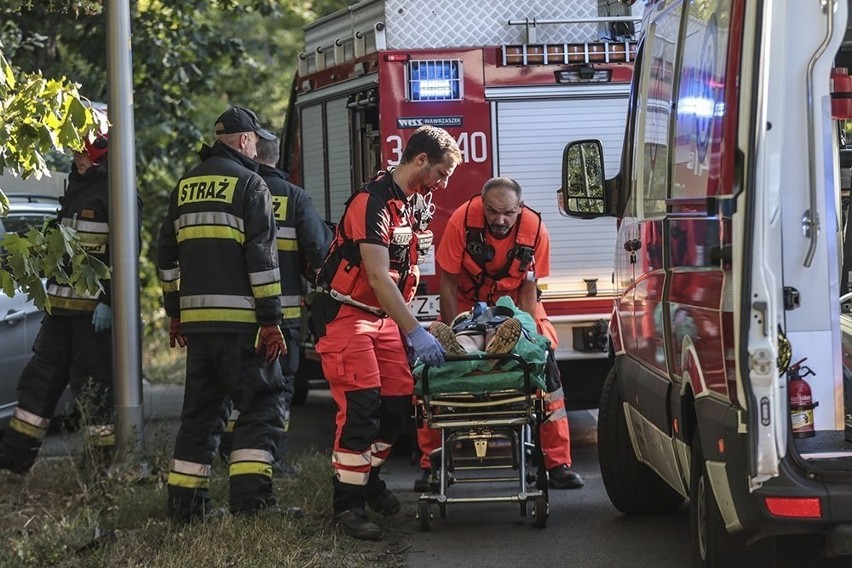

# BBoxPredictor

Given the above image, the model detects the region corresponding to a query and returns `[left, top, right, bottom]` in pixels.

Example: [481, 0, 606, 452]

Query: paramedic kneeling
[415, 176, 584, 491]
[314, 125, 462, 540]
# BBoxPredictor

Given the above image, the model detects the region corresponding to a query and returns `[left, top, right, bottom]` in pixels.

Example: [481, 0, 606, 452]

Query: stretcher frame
[414, 352, 549, 530]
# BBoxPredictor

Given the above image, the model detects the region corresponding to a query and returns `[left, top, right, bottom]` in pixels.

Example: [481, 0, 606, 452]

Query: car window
[1, 214, 54, 235]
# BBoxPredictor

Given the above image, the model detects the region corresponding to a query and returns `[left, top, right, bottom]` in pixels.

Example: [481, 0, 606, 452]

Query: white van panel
[495, 95, 628, 296]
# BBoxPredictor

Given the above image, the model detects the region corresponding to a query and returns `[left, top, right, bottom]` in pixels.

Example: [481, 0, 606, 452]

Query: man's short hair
[400, 125, 462, 166]
[256, 137, 280, 166]
[481, 176, 523, 200]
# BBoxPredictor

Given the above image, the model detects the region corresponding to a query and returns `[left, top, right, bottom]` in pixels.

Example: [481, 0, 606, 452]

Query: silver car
[0, 194, 73, 427]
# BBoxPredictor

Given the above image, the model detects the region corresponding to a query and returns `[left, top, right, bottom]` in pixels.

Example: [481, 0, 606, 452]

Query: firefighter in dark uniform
[157, 106, 287, 523]
[314, 125, 462, 540]
[0, 131, 138, 474]
[220, 136, 332, 475]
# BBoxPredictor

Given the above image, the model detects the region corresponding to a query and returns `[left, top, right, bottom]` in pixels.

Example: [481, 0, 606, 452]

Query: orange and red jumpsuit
[315, 171, 421, 513]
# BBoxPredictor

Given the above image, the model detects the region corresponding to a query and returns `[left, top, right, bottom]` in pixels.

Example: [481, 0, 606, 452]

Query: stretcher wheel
[533, 495, 549, 528]
[520, 501, 528, 516]
[439, 502, 447, 519]
[418, 500, 431, 531]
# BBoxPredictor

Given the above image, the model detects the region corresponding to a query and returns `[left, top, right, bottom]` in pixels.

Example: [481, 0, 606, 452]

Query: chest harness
[320, 171, 419, 316]
[462, 196, 542, 305]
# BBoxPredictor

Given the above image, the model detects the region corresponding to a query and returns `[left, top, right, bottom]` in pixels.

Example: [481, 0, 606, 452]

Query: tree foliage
[0, 37, 109, 310]
[0, 0, 355, 316]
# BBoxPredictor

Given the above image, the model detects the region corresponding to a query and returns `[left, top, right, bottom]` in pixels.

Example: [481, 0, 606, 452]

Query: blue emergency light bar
[408, 60, 462, 102]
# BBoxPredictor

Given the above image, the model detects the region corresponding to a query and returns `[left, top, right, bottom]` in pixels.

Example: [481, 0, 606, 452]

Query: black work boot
[548, 465, 584, 489]
[413, 468, 431, 492]
[335, 507, 382, 541]
[365, 467, 401, 516]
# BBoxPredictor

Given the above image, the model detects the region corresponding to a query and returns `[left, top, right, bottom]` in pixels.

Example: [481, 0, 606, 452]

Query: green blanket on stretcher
[413, 296, 549, 395]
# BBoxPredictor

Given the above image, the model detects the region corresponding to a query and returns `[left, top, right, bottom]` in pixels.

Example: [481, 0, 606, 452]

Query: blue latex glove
[92, 303, 112, 332]
[407, 326, 445, 367]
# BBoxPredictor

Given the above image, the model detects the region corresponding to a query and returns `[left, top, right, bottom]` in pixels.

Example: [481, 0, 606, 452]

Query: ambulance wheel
[690, 431, 775, 567]
[598, 366, 684, 514]
[418, 500, 431, 532]
[533, 495, 548, 528]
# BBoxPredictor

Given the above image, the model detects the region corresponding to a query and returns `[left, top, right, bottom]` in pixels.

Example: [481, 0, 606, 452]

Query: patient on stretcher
[428, 302, 524, 357]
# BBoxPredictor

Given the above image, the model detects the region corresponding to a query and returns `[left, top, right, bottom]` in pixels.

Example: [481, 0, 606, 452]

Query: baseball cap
[214, 106, 275, 140]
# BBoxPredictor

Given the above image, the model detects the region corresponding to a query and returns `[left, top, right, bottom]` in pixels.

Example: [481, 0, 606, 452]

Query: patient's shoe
[429, 321, 467, 356]
[486, 317, 522, 355]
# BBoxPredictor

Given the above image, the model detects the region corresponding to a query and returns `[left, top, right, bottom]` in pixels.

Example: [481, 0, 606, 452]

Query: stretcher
[413, 351, 550, 530]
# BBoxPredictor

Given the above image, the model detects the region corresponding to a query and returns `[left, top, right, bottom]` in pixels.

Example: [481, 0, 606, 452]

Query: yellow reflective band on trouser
[9, 417, 49, 440]
[86, 424, 116, 447]
[168, 471, 210, 489]
[230, 461, 274, 478]
[176, 225, 245, 244]
[168, 458, 211, 489]
[229, 449, 274, 478]
[181, 308, 258, 324]
[225, 419, 236, 433]
[252, 282, 281, 299]
[276, 239, 298, 251]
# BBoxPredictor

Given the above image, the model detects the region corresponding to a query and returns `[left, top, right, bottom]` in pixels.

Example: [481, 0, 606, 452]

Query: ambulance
[560, 0, 852, 564]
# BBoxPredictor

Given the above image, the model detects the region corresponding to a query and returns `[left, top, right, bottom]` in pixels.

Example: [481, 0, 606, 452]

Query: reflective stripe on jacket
[157, 142, 282, 333]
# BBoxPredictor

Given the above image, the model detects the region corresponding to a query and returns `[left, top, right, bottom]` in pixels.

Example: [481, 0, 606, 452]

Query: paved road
[40, 385, 850, 567]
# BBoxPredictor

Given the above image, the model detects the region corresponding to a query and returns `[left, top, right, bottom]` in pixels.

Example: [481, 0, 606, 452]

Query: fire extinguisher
[788, 358, 818, 439]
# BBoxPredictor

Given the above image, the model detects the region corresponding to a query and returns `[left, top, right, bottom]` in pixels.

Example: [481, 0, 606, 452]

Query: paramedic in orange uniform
[415, 176, 584, 491]
[313, 125, 462, 540]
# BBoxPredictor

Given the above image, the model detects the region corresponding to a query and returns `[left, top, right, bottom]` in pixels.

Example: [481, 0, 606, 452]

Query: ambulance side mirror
[558, 139, 609, 218]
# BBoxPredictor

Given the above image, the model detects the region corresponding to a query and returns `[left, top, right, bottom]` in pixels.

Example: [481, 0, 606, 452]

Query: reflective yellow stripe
[229, 462, 273, 478]
[277, 239, 298, 251]
[160, 279, 180, 293]
[49, 296, 99, 311]
[177, 225, 245, 244]
[9, 417, 48, 440]
[224, 420, 236, 433]
[168, 471, 210, 489]
[181, 308, 257, 323]
[252, 282, 281, 299]
[88, 433, 116, 447]
[282, 306, 301, 319]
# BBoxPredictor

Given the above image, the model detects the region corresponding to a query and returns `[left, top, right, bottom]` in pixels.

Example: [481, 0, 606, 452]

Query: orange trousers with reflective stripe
[317, 305, 413, 488]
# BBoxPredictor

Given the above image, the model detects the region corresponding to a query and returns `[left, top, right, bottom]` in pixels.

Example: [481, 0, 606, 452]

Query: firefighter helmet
[84, 133, 109, 166]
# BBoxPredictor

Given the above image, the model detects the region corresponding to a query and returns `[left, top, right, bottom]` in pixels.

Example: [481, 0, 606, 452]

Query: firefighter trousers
[219, 324, 300, 462]
[316, 304, 413, 513]
[417, 347, 571, 471]
[167, 333, 284, 522]
[0, 313, 114, 473]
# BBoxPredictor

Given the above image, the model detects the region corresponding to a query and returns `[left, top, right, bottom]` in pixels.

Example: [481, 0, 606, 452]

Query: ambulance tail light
[764, 496, 822, 519]
[557, 65, 612, 84]
[385, 53, 410, 62]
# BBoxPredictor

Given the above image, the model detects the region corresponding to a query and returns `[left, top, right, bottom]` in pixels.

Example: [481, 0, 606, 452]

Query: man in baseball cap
[215, 106, 275, 141]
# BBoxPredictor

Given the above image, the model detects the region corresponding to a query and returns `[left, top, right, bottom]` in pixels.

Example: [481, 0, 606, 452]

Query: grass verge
[0, 425, 407, 568]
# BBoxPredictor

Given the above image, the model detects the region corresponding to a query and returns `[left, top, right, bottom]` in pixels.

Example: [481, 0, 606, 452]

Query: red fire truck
[282, 0, 642, 406]
[561, 0, 852, 565]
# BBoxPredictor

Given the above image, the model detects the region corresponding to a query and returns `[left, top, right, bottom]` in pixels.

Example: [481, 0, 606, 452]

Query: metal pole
[105, 0, 144, 462]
